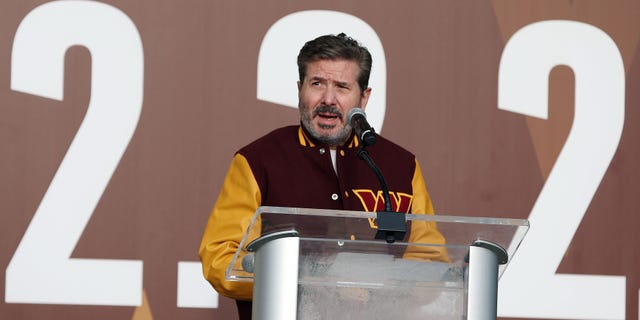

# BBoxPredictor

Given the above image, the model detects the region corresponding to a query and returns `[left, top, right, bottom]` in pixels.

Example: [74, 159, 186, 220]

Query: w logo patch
[352, 189, 413, 229]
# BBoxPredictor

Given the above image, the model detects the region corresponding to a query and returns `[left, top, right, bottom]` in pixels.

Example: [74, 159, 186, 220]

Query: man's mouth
[317, 112, 340, 120]
[313, 105, 343, 122]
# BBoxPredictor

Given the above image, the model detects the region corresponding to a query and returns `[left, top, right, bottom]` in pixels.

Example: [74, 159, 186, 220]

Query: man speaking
[199, 33, 446, 319]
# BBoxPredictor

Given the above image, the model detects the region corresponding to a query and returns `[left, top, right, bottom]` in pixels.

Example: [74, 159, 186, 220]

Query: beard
[300, 104, 353, 147]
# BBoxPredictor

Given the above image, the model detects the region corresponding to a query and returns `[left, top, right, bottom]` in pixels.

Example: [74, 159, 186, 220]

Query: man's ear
[360, 87, 372, 110]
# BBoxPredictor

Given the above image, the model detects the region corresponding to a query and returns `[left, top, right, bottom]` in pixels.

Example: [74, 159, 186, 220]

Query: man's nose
[321, 86, 337, 105]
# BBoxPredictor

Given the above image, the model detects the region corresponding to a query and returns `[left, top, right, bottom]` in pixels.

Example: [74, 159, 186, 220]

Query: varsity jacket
[199, 125, 447, 303]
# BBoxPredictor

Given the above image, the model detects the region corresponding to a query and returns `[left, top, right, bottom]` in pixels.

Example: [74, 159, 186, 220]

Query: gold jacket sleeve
[199, 154, 261, 300]
[404, 159, 449, 262]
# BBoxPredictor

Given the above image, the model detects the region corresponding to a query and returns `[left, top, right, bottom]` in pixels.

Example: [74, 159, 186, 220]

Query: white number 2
[497, 20, 626, 319]
[5, 1, 144, 306]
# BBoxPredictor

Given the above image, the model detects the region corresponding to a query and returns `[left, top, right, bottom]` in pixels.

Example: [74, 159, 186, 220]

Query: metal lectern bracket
[469, 239, 508, 264]
[246, 229, 299, 252]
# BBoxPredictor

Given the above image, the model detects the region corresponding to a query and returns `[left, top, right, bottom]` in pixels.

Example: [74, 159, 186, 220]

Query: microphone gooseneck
[348, 108, 406, 243]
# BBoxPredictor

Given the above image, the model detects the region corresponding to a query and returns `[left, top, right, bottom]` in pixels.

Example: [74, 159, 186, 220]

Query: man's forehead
[305, 59, 360, 81]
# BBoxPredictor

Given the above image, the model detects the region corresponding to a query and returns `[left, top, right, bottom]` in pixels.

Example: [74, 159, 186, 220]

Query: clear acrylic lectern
[226, 206, 528, 320]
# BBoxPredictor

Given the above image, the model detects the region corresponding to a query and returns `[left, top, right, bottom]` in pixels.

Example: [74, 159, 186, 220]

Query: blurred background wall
[1, 1, 638, 319]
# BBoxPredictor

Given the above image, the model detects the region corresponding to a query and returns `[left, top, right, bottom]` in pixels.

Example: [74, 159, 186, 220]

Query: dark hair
[297, 33, 372, 94]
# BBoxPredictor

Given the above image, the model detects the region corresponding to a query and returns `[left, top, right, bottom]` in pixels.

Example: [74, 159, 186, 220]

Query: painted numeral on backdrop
[497, 20, 626, 319]
[5, 0, 144, 306]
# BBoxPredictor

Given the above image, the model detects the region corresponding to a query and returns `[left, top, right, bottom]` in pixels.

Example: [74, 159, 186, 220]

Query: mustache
[313, 105, 344, 118]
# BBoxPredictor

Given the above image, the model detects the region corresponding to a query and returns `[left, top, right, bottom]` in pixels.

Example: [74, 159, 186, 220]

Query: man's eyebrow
[307, 75, 352, 87]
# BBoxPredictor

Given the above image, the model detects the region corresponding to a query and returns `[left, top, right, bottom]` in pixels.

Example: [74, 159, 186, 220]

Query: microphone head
[347, 107, 366, 125]
[347, 107, 377, 147]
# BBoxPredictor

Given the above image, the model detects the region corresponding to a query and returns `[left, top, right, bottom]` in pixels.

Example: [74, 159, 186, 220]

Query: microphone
[348, 108, 406, 243]
[347, 108, 377, 147]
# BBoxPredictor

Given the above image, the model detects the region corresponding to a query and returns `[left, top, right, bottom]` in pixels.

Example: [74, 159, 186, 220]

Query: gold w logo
[352, 189, 413, 229]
